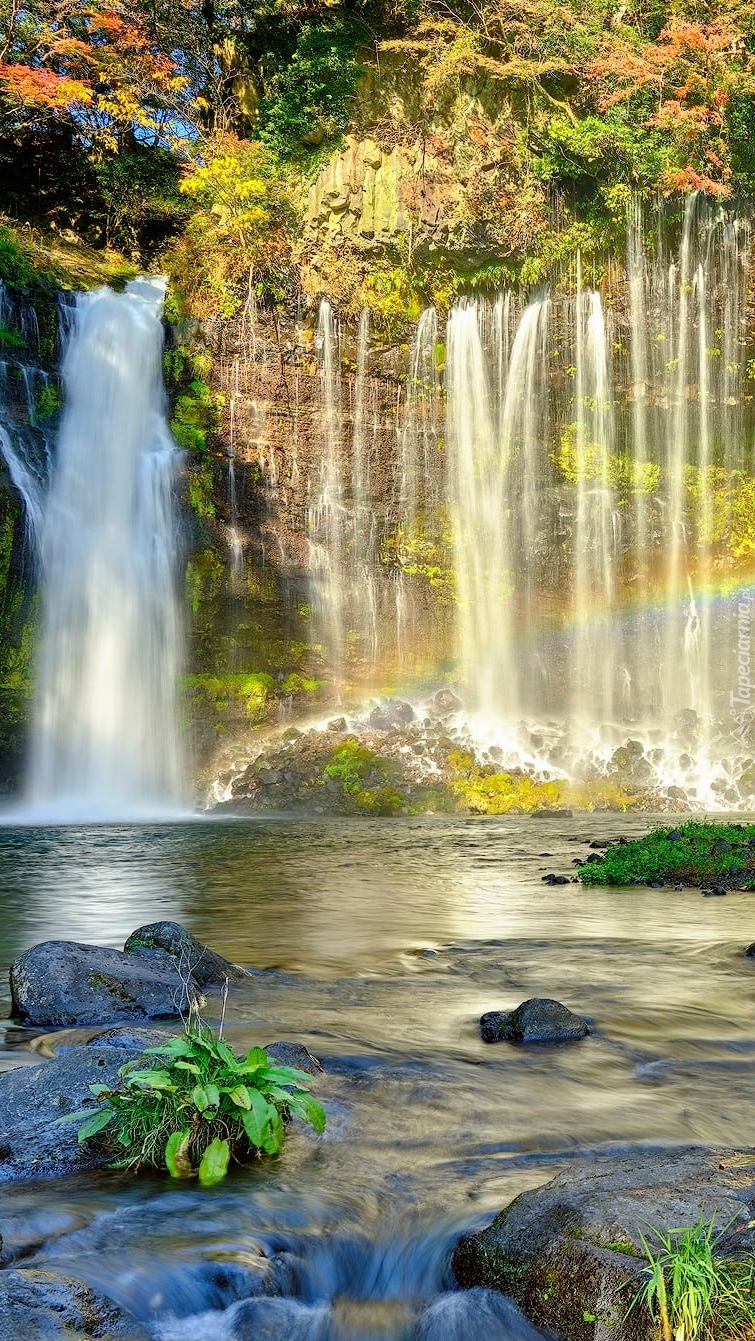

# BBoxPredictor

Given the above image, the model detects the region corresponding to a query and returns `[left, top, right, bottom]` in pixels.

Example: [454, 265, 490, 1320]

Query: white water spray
[26, 278, 185, 821]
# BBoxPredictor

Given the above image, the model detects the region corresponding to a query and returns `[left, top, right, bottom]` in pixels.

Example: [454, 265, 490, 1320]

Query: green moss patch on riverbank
[577, 822, 755, 889]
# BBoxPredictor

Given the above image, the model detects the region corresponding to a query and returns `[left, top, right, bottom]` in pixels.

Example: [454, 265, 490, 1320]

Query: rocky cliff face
[301, 54, 547, 282]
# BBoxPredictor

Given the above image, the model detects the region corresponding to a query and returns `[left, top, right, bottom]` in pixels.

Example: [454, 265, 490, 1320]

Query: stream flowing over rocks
[2, 818, 755, 1341]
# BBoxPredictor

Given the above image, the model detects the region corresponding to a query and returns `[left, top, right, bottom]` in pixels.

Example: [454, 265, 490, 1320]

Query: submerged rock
[452, 1146, 755, 1341]
[0, 1028, 165, 1181]
[417, 1288, 550, 1340]
[480, 999, 589, 1044]
[265, 1041, 323, 1075]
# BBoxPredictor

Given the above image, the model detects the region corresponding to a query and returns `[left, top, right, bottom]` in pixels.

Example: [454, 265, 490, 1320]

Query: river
[1, 813, 754, 1339]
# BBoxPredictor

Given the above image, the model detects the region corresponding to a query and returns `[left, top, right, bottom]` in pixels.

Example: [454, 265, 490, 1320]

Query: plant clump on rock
[63, 1009, 326, 1186]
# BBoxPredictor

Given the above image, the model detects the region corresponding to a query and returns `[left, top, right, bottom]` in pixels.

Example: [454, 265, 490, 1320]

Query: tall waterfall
[26, 278, 184, 820]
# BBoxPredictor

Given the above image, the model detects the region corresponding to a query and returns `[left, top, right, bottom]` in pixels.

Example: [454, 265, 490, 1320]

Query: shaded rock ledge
[10, 921, 251, 1027]
[0, 1268, 150, 1341]
[452, 1146, 755, 1341]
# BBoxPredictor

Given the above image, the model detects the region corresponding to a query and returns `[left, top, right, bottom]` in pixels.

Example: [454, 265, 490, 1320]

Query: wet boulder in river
[123, 921, 250, 985]
[452, 1146, 755, 1341]
[480, 998, 589, 1044]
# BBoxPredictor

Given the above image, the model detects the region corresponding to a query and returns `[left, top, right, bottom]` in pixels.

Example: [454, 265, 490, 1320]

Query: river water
[1, 813, 754, 1339]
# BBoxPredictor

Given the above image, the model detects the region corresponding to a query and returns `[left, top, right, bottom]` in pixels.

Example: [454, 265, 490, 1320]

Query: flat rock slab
[0, 1027, 164, 1181]
[452, 1146, 755, 1341]
[480, 998, 589, 1044]
[10, 939, 197, 1027]
[0, 1268, 149, 1341]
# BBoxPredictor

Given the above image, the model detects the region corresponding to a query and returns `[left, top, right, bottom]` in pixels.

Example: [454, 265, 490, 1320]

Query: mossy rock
[452, 1147, 755, 1341]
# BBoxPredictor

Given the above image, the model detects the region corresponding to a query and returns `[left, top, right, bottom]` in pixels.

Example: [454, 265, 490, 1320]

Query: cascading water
[446, 301, 521, 721]
[308, 299, 346, 690]
[25, 277, 185, 821]
[250, 195, 753, 807]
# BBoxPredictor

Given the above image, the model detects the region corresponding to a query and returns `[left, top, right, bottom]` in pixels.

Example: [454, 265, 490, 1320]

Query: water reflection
[1, 815, 755, 1338]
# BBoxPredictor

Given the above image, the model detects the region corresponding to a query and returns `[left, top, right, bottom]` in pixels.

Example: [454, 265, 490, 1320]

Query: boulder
[0, 1268, 149, 1340]
[480, 998, 589, 1044]
[452, 1146, 755, 1341]
[123, 921, 250, 985]
[0, 1028, 165, 1182]
[10, 940, 197, 1027]
[265, 1041, 323, 1075]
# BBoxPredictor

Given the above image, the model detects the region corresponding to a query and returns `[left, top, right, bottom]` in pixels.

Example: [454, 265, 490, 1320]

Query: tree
[590, 12, 755, 196]
[0, 0, 188, 150]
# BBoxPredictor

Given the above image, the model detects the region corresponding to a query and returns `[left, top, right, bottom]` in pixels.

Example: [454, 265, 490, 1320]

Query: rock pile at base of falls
[209, 696, 755, 815]
[452, 1146, 755, 1341]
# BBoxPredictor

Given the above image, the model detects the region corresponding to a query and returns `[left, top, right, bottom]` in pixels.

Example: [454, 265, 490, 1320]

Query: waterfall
[446, 301, 520, 719]
[308, 299, 346, 690]
[435, 197, 750, 777]
[572, 271, 619, 724]
[25, 277, 185, 821]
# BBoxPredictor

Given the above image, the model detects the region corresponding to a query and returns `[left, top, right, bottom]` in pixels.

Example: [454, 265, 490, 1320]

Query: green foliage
[351, 785, 406, 815]
[258, 22, 363, 160]
[166, 135, 297, 317]
[34, 381, 60, 421]
[0, 222, 58, 289]
[62, 1014, 325, 1184]
[381, 521, 455, 602]
[186, 671, 276, 726]
[186, 458, 217, 518]
[555, 427, 660, 495]
[533, 109, 673, 195]
[92, 147, 190, 257]
[324, 736, 391, 795]
[171, 379, 224, 454]
[629, 1216, 755, 1341]
[0, 324, 24, 350]
[281, 672, 322, 696]
[577, 822, 755, 889]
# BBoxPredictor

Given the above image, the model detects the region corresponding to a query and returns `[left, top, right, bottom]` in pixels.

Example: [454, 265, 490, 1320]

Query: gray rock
[265, 1041, 323, 1075]
[452, 1146, 755, 1341]
[123, 921, 250, 985]
[10, 940, 197, 1027]
[0, 1028, 164, 1182]
[0, 1268, 149, 1340]
[480, 999, 589, 1044]
[432, 689, 462, 714]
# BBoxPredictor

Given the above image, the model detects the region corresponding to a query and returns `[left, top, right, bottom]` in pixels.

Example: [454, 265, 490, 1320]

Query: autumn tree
[590, 11, 755, 196]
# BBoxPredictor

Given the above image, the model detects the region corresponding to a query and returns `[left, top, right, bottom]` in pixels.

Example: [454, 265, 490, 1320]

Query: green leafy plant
[628, 1216, 755, 1341]
[62, 1014, 325, 1186]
